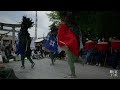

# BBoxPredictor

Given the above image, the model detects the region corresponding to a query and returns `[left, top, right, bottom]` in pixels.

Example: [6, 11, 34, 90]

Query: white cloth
[30, 38, 36, 50]
[0, 55, 3, 62]
[12, 52, 16, 57]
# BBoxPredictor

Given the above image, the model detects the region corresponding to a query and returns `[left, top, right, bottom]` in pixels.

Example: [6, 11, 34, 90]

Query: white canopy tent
[34, 38, 44, 43]
[30, 37, 36, 50]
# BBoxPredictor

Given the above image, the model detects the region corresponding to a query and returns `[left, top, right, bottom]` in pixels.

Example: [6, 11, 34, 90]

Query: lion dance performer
[17, 16, 35, 69]
[57, 11, 83, 78]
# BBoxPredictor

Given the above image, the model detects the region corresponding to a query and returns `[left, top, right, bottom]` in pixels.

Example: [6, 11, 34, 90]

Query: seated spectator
[0, 48, 7, 63]
[43, 48, 49, 57]
[0, 61, 18, 79]
[5, 45, 16, 62]
[32, 49, 37, 59]
[40, 48, 44, 58]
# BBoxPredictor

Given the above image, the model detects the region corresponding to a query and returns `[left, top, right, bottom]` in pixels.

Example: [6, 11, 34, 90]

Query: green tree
[47, 11, 120, 41]
[47, 11, 97, 41]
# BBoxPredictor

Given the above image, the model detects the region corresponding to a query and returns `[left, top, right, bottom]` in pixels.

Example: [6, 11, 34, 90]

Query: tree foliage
[47, 11, 120, 41]
[47, 11, 97, 41]
[21, 16, 34, 30]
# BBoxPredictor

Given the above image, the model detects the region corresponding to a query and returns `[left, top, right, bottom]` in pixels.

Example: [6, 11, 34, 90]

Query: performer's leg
[53, 53, 56, 63]
[53, 58, 56, 63]
[21, 54, 25, 68]
[67, 49, 77, 77]
[68, 58, 75, 76]
[27, 55, 34, 63]
[41, 52, 44, 58]
[86, 51, 90, 63]
[51, 58, 54, 65]
[27, 55, 35, 68]
[49, 52, 54, 65]
[86, 51, 93, 64]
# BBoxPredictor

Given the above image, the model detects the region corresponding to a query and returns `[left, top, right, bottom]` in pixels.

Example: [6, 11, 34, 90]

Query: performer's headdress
[21, 16, 34, 29]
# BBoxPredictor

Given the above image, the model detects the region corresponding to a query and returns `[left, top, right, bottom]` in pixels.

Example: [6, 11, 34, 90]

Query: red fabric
[111, 42, 120, 50]
[85, 42, 95, 50]
[57, 24, 79, 57]
[96, 44, 109, 51]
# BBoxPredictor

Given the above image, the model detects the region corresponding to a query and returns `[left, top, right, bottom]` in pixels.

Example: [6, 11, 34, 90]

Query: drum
[96, 42, 109, 51]
[111, 41, 120, 50]
[85, 42, 95, 50]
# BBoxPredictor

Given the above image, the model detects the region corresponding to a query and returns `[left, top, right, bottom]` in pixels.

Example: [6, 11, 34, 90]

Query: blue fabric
[43, 33, 58, 53]
[16, 37, 25, 55]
